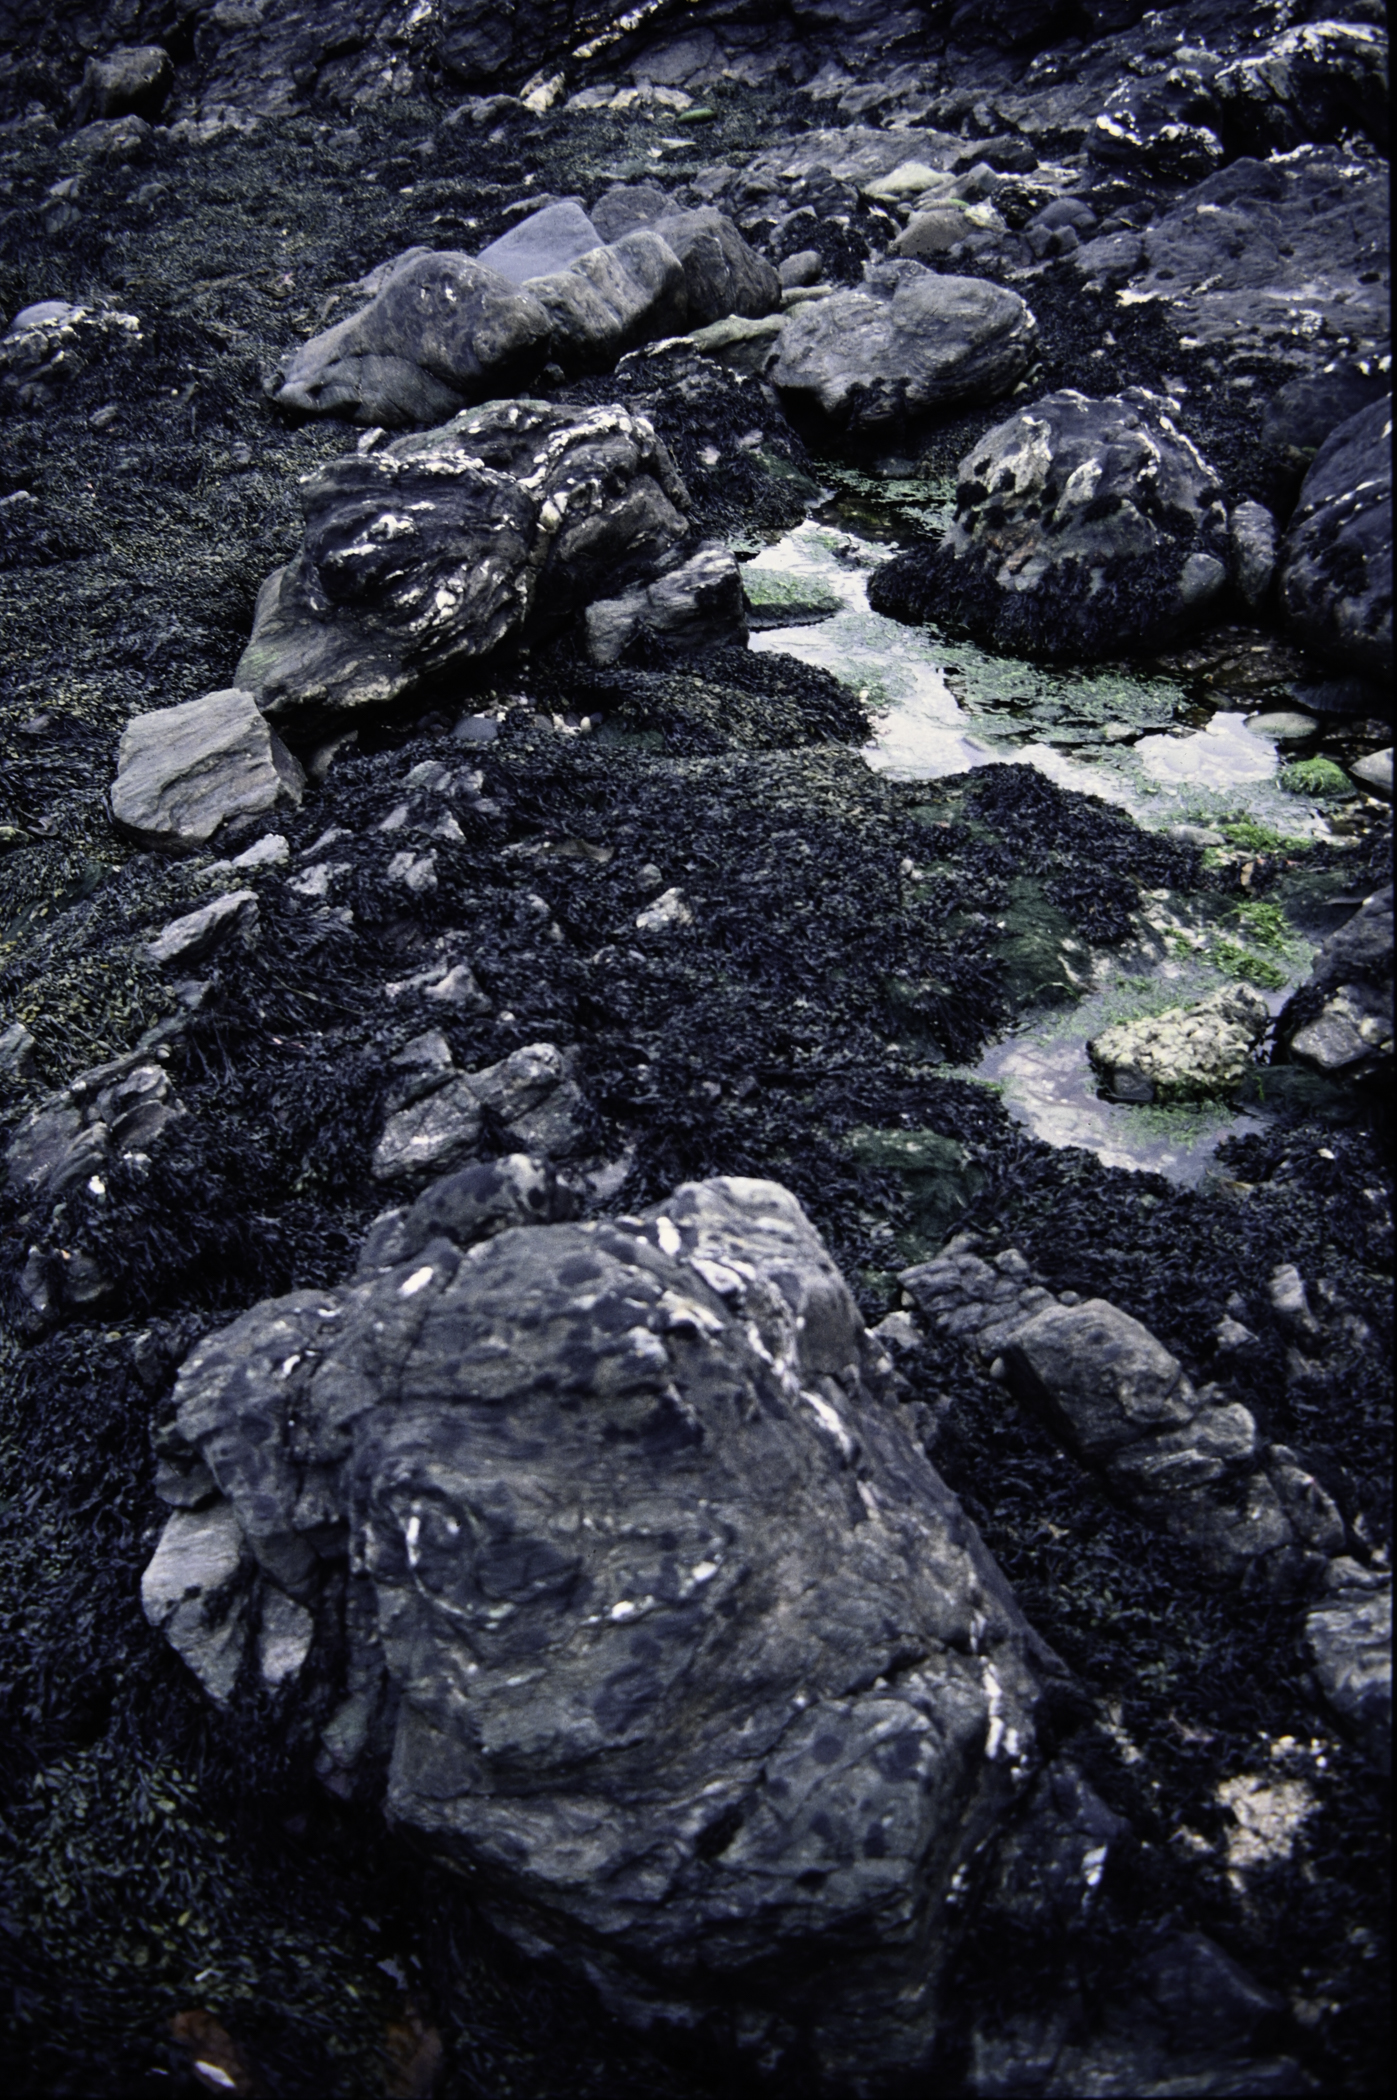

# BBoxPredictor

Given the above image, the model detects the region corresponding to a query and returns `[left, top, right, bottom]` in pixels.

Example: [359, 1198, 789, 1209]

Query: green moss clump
[1220, 816, 1311, 852]
[1209, 937, 1288, 990]
[1279, 757, 1352, 799]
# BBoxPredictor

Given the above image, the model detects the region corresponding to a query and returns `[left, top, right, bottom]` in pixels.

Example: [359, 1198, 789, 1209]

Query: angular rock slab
[146, 1176, 1058, 2090]
[1088, 984, 1269, 1104]
[236, 400, 691, 732]
[111, 687, 305, 850]
[869, 389, 1231, 660]
[584, 542, 748, 665]
[1281, 882, 1394, 1081]
[772, 261, 1035, 437]
[270, 250, 553, 428]
[1278, 397, 1392, 686]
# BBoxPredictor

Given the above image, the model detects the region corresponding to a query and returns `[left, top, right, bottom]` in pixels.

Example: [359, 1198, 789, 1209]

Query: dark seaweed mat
[0, 70, 1391, 2100]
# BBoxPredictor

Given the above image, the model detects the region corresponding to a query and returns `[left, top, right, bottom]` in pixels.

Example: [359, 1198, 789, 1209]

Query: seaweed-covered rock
[269, 250, 553, 428]
[144, 1175, 1057, 2089]
[771, 262, 1035, 438]
[235, 399, 691, 733]
[1277, 398, 1392, 686]
[584, 542, 747, 665]
[110, 688, 305, 850]
[869, 390, 1230, 659]
[1087, 984, 1269, 1105]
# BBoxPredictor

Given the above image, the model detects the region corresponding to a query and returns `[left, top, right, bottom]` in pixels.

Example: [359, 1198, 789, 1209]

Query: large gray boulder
[1277, 398, 1392, 687]
[235, 400, 691, 732]
[868, 389, 1232, 660]
[269, 250, 553, 428]
[144, 1173, 1057, 2090]
[772, 262, 1035, 437]
[521, 230, 688, 373]
[110, 687, 305, 850]
[650, 206, 782, 327]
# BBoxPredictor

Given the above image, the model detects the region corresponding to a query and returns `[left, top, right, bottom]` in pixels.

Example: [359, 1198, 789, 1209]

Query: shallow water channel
[743, 510, 1344, 1185]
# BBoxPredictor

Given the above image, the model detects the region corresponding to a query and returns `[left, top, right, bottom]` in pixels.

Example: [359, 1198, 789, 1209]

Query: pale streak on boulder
[110, 687, 305, 850]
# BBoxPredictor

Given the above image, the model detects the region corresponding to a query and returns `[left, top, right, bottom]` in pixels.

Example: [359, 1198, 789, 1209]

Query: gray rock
[1278, 398, 1392, 685]
[235, 400, 691, 732]
[0, 1019, 37, 1078]
[144, 1174, 1059, 2088]
[372, 1040, 586, 1181]
[653, 206, 782, 326]
[1302, 1568, 1392, 1772]
[590, 182, 672, 244]
[476, 200, 605, 283]
[868, 390, 1231, 660]
[1283, 884, 1394, 1079]
[5, 1048, 181, 1208]
[889, 204, 992, 260]
[1128, 153, 1389, 372]
[140, 1500, 248, 1707]
[0, 299, 143, 411]
[772, 262, 1035, 437]
[1230, 500, 1277, 610]
[522, 229, 687, 372]
[1087, 984, 1270, 1104]
[903, 1252, 1330, 1589]
[1215, 20, 1389, 155]
[75, 44, 173, 124]
[145, 889, 260, 968]
[1350, 747, 1393, 799]
[778, 249, 822, 289]
[111, 688, 305, 850]
[269, 250, 553, 428]
[585, 542, 748, 665]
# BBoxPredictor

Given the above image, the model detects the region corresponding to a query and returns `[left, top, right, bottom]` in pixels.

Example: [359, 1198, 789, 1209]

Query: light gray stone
[772, 262, 1035, 436]
[141, 1501, 248, 1707]
[372, 1040, 585, 1181]
[1350, 746, 1393, 798]
[585, 543, 747, 665]
[1087, 984, 1270, 1104]
[1302, 1576, 1392, 1772]
[476, 200, 604, 283]
[145, 888, 259, 967]
[111, 688, 304, 851]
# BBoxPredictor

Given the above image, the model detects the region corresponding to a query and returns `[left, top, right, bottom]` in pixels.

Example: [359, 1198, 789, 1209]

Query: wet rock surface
[1277, 397, 1393, 686]
[870, 388, 1232, 659]
[146, 1174, 1060, 2088]
[0, 6, 1391, 2096]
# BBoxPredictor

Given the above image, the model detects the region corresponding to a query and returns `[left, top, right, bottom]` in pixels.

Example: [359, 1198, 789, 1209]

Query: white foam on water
[1136, 711, 1279, 789]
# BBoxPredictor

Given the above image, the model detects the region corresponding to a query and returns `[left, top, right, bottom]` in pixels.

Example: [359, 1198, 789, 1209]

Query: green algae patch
[1280, 757, 1352, 799]
[843, 1125, 983, 1251]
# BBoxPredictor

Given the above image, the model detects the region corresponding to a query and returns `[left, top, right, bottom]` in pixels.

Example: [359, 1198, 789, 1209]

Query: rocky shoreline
[0, 5, 1391, 2096]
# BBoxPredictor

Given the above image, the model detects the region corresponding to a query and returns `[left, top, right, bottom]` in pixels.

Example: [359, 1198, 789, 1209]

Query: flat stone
[146, 889, 259, 967]
[477, 200, 604, 283]
[1350, 746, 1393, 798]
[111, 688, 304, 851]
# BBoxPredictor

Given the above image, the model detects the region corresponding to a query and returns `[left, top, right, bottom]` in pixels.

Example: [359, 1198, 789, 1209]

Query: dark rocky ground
[0, 5, 1391, 2097]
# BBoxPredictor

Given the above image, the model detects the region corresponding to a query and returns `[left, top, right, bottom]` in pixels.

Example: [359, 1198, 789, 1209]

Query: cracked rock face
[144, 1173, 1055, 2089]
[235, 398, 691, 732]
[869, 388, 1232, 660]
[1087, 983, 1270, 1104]
[772, 260, 1036, 436]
